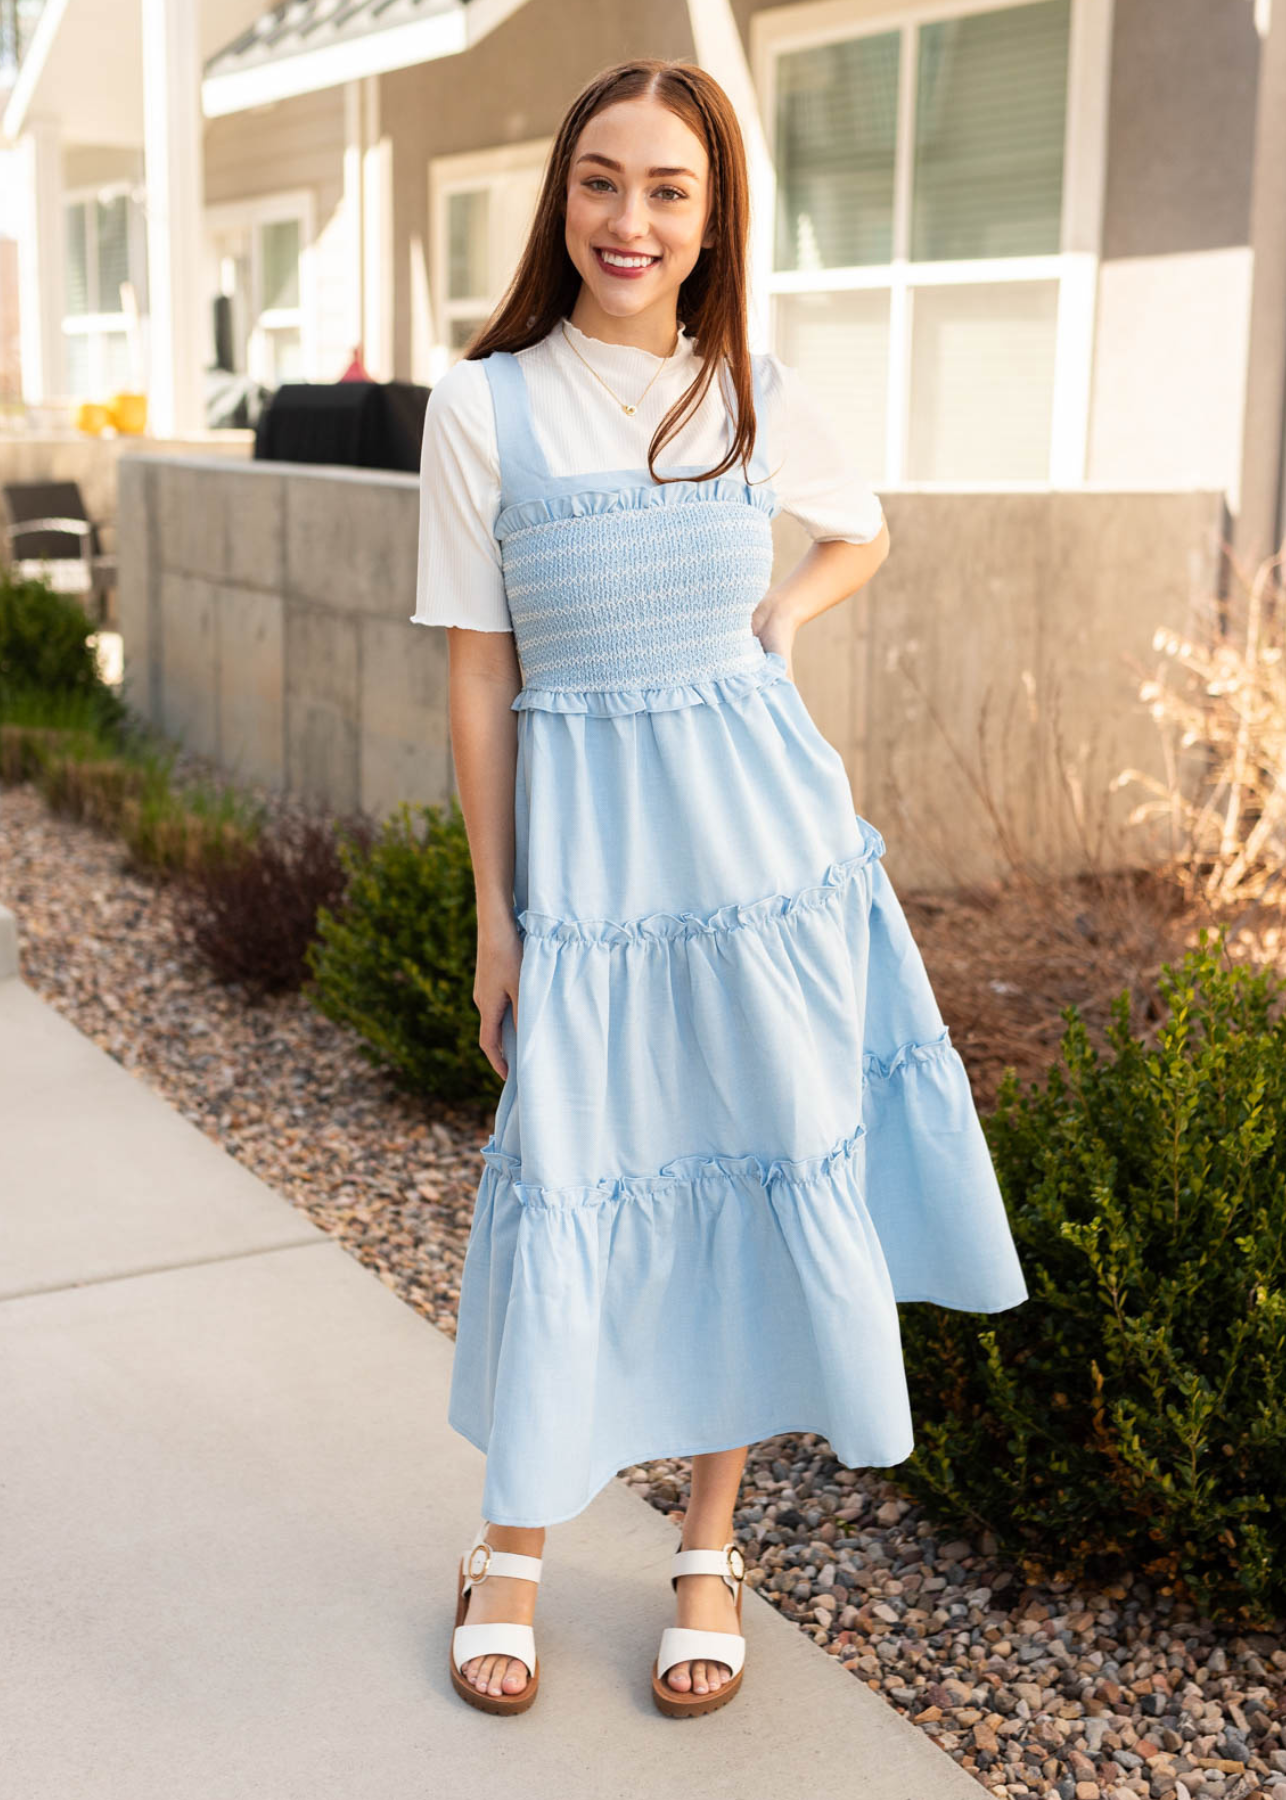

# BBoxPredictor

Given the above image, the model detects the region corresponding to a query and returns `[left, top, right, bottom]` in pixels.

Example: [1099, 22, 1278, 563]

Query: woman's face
[564, 97, 714, 333]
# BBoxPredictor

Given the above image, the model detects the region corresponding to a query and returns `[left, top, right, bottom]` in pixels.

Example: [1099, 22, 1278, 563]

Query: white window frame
[428, 137, 552, 381]
[62, 181, 146, 396]
[203, 188, 317, 386]
[751, 0, 1114, 487]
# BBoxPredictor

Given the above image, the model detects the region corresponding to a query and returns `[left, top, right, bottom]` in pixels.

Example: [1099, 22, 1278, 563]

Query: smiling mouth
[594, 247, 661, 269]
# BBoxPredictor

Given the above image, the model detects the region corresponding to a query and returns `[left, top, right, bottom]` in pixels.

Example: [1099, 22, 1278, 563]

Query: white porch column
[343, 81, 366, 364]
[361, 74, 393, 381]
[684, 0, 774, 348]
[1238, 0, 1286, 563]
[140, 0, 206, 435]
[15, 116, 64, 406]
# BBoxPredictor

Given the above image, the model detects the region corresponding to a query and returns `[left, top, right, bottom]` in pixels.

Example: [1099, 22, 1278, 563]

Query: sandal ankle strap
[670, 1539, 746, 1595]
[461, 1522, 543, 1593]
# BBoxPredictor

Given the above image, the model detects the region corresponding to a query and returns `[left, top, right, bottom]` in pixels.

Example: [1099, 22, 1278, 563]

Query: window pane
[96, 194, 130, 314]
[65, 202, 89, 315]
[101, 331, 131, 391]
[447, 189, 489, 301]
[774, 34, 899, 273]
[775, 289, 889, 479]
[913, 0, 1069, 262]
[259, 218, 301, 312]
[907, 279, 1058, 479]
[266, 326, 304, 384]
[64, 332, 91, 397]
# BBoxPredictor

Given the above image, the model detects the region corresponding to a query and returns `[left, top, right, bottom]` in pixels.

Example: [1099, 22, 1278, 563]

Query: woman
[412, 57, 1029, 1719]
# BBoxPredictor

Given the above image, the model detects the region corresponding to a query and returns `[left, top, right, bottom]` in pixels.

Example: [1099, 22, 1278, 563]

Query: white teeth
[599, 250, 658, 268]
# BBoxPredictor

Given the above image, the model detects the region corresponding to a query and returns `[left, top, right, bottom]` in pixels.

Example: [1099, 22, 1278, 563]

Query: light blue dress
[447, 347, 1029, 1527]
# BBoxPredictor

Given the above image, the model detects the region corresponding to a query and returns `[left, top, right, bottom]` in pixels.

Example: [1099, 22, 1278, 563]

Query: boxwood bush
[893, 930, 1285, 1627]
[305, 796, 500, 1105]
[0, 569, 127, 739]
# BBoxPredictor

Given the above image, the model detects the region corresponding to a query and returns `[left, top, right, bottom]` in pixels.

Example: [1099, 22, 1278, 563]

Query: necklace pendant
[622, 403, 637, 415]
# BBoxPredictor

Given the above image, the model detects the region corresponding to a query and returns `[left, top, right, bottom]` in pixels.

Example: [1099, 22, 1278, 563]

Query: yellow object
[74, 401, 111, 435]
[72, 393, 148, 435]
[108, 392, 147, 434]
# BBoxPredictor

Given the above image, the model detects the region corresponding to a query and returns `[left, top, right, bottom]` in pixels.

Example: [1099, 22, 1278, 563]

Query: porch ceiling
[1, 0, 293, 146]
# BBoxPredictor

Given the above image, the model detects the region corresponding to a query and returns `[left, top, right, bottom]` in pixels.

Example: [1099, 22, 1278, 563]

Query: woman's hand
[475, 912, 522, 1080]
[752, 608, 797, 682]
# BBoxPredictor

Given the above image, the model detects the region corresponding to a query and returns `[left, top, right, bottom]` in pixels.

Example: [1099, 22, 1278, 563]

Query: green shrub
[305, 797, 499, 1105]
[0, 570, 127, 739]
[893, 929, 1286, 1627]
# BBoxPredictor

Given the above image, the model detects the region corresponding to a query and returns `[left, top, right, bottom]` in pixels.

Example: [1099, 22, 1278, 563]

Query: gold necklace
[559, 320, 681, 415]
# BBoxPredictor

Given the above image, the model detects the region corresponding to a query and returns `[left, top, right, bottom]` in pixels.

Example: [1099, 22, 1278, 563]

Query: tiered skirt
[447, 649, 1028, 1526]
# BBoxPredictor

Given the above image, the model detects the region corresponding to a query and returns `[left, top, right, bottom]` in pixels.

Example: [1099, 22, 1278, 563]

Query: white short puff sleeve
[410, 356, 513, 632]
[758, 351, 886, 546]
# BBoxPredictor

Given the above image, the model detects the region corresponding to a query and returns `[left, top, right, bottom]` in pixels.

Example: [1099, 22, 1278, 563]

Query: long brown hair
[463, 58, 758, 487]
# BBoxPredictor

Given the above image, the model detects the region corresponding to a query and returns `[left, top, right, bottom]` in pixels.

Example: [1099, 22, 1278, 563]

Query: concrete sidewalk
[0, 901, 976, 1798]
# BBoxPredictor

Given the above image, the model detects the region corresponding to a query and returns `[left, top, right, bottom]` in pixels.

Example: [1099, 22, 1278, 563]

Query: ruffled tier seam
[511, 647, 791, 714]
[515, 813, 887, 946]
[864, 1024, 954, 1079]
[476, 1026, 961, 1214]
[479, 1119, 868, 1214]
[496, 477, 779, 540]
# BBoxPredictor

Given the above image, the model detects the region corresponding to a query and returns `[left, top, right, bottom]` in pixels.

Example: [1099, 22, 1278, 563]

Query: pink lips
[593, 246, 660, 280]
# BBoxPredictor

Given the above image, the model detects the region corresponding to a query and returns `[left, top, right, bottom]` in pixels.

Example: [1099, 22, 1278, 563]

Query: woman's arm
[445, 624, 524, 1079]
[751, 521, 891, 677]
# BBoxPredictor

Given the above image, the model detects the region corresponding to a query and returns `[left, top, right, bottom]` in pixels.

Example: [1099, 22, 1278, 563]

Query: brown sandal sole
[650, 1580, 745, 1717]
[448, 1561, 541, 1715]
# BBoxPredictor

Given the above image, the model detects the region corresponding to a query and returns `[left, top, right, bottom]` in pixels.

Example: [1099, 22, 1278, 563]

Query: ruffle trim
[511, 647, 790, 714]
[864, 1025, 954, 1080]
[514, 814, 887, 946]
[478, 1120, 867, 1214]
[495, 475, 779, 540]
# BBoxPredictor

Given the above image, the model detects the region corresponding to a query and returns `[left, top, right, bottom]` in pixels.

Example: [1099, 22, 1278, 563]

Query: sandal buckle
[467, 1542, 492, 1582]
[725, 1542, 746, 1583]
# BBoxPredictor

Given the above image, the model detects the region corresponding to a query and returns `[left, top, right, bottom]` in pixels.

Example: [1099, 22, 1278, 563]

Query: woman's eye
[583, 178, 686, 202]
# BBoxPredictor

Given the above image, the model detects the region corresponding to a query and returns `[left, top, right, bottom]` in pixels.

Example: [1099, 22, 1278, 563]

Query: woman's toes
[499, 1658, 528, 1693]
[666, 1661, 692, 1691]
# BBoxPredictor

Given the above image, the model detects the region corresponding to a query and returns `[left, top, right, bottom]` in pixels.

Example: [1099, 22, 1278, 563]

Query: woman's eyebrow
[574, 153, 700, 179]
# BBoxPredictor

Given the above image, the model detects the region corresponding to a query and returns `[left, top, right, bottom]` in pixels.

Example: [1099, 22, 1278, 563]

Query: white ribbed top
[412, 315, 886, 633]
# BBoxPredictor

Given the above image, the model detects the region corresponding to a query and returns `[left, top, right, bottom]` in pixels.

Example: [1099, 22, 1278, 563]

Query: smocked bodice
[482, 349, 782, 703]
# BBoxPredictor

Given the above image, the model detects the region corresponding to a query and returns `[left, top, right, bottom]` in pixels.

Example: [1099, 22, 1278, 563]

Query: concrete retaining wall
[116, 451, 1227, 892]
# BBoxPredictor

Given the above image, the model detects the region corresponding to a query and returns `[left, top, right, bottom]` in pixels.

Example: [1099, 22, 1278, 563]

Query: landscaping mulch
[3, 767, 1284, 1800]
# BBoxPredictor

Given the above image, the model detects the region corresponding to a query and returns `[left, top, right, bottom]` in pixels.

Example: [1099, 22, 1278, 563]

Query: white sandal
[651, 1538, 747, 1717]
[448, 1518, 543, 1714]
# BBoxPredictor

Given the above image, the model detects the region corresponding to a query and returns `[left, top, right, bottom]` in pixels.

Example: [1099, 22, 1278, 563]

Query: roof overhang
[202, 0, 529, 118]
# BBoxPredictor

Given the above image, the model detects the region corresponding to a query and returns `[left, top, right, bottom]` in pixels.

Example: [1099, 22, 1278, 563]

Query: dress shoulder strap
[481, 351, 551, 508]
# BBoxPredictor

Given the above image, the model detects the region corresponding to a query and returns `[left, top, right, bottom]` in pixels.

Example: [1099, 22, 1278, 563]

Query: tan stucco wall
[380, 0, 697, 384]
[203, 86, 354, 385]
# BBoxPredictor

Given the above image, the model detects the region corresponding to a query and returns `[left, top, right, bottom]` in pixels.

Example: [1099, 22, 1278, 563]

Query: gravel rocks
[4, 774, 1284, 1796]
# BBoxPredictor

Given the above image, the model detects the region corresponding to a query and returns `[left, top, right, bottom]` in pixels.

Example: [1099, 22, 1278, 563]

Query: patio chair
[1, 479, 117, 623]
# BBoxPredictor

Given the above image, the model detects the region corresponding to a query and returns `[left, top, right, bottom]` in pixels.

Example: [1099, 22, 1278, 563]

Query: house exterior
[2, 0, 1284, 566]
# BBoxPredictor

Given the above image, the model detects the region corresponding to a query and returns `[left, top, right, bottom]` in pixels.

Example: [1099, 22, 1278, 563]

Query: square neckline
[500, 341, 774, 492]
